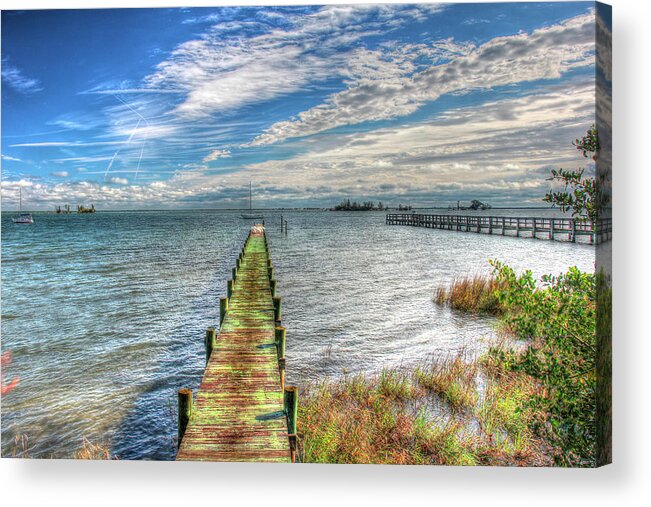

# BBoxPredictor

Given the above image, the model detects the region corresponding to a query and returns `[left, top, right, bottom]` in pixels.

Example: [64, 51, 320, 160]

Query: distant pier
[386, 213, 612, 244]
[176, 227, 296, 463]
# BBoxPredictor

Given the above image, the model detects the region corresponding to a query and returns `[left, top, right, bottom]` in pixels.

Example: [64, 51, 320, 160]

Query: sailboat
[12, 187, 34, 224]
[240, 182, 264, 219]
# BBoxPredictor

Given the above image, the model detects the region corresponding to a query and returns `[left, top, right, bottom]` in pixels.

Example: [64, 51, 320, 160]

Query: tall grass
[435, 275, 503, 315]
[74, 437, 116, 460]
[4, 434, 116, 460]
[297, 353, 553, 466]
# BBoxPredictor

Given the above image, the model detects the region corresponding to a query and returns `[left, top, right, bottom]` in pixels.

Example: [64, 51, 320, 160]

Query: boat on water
[12, 188, 34, 224]
[12, 213, 34, 224]
[241, 182, 264, 219]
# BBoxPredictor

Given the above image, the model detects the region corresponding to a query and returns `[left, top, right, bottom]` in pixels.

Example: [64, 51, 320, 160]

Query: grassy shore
[434, 274, 503, 315]
[5, 435, 116, 460]
[298, 263, 600, 466]
[298, 349, 553, 466]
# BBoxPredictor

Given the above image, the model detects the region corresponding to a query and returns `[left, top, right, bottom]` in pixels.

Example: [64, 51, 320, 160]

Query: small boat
[241, 182, 264, 219]
[12, 213, 34, 224]
[12, 188, 34, 224]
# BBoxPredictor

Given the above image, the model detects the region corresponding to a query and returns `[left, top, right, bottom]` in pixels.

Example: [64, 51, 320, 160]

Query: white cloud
[203, 149, 231, 162]
[107, 176, 129, 185]
[1, 61, 42, 93]
[1, 154, 23, 162]
[238, 81, 596, 203]
[11, 141, 124, 148]
[251, 11, 596, 146]
[144, 4, 444, 119]
[51, 171, 69, 177]
[1, 79, 596, 209]
[110, 124, 178, 140]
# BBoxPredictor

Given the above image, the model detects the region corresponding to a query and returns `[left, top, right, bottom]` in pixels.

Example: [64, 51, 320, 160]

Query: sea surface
[1, 209, 594, 460]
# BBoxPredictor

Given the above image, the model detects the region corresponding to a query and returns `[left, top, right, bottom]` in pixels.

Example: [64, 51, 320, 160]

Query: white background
[1, 0, 649, 505]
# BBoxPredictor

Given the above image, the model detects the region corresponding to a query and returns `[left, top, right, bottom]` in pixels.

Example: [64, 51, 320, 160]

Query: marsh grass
[74, 437, 116, 460]
[298, 351, 554, 466]
[414, 355, 477, 413]
[435, 275, 503, 315]
[3, 433, 116, 460]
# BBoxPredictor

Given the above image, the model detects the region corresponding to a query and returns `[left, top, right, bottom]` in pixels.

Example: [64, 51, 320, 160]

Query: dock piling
[275, 326, 286, 362]
[284, 385, 298, 436]
[205, 327, 217, 365]
[273, 296, 282, 323]
[177, 388, 193, 447]
[220, 297, 228, 326]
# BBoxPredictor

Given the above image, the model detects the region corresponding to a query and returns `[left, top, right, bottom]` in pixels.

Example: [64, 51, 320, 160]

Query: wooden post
[232, 267, 237, 281]
[288, 433, 297, 464]
[280, 215, 284, 233]
[220, 297, 228, 326]
[268, 266, 274, 281]
[273, 296, 282, 322]
[516, 218, 520, 237]
[178, 388, 193, 447]
[227, 279, 233, 299]
[285, 386, 298, 462]
[502, 217, 505, 235]
[550, 219, 555, 240]
[270, 279, 277, 297]
[532, 218, 537, 239]
[275, 326, 286, 362]
[236, 258, 241, 270]
[572, 219, 577, 243]
[205, 327, 217, 365]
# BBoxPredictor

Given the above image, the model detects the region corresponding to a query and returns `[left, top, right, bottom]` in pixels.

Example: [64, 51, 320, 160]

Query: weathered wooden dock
[176, 227, 297, 463]
[386, 213, 612, 244]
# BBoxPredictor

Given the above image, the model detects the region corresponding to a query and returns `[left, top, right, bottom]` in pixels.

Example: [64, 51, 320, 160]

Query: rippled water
[1, 209, 594, 460]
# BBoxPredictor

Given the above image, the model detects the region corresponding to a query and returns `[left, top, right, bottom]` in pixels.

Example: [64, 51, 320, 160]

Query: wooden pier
[176, 226, 297, 463]
[386, 213, 612, 244]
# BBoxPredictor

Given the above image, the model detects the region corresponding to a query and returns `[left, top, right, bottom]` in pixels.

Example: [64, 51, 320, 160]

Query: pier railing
[386, 213, 612, 244]
[176, 227, 297, 463]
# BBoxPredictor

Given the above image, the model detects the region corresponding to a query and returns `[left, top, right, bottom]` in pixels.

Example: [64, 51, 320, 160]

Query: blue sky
[1, 2, 608, 210]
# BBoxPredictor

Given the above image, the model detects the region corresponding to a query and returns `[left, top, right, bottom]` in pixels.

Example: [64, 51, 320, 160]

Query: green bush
[488, 260, 597, 466]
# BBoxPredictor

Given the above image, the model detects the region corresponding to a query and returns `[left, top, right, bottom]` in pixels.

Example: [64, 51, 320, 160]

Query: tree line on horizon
[331, 199, 413, 211]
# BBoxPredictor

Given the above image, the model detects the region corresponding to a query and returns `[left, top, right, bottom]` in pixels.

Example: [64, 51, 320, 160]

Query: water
[0, 209, 594, 460]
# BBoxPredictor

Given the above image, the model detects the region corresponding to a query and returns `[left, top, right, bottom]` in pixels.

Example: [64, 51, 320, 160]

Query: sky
[1, 2, 610, 210]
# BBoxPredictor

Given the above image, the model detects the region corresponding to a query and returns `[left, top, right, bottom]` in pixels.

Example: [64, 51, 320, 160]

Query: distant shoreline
[2, 206, 554, 214]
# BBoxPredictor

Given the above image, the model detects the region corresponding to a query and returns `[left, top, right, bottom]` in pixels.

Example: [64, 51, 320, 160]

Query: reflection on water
[1, 209, 594, 459]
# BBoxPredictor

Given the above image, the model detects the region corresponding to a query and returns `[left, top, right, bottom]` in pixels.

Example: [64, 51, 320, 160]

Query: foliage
[333, 199, 382, 211]
[543, 124, 607, 222]
[297, 362, 552, 466]
[573, 124, 600, 160]
[487, 260, 597, 466]
[469, 199, 492, 210]
[434, 275, 503, 315]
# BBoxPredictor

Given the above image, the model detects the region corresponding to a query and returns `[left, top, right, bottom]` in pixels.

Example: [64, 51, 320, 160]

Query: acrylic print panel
[0, 2, 612, 467]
